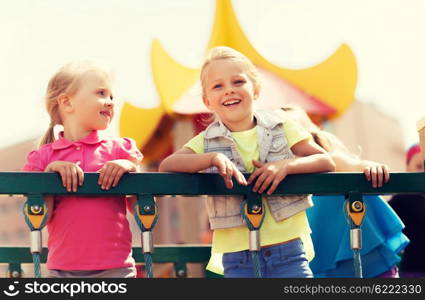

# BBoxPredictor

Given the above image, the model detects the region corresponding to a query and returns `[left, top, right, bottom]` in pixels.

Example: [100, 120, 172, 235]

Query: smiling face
[202, 58, 259, 131]
[68, 71, 114, 131]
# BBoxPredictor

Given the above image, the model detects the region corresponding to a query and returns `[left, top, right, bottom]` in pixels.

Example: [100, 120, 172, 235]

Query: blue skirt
[307, 195, 409, 278]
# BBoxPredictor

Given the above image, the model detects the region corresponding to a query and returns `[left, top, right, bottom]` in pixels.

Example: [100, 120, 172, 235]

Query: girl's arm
[248, 138, 335, 194]
[320, 131, 390, 187]
[330, 150, 390, 188]
[159, 147, 247, 189]
[331, 150, 367, 172]
[159, 147, 218, 173]
[45, 161, 84, 192]
[285, 138, 336, 174]
[98, 159, 139, 190]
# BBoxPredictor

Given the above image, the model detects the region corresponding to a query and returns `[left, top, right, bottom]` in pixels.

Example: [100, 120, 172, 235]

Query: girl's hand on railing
[97, 159, 137, 190]
[248, 160, 289, 195]
[210, 153, 247, 189]
[45, 161, 84, 192]
[361, 160, 390, 188]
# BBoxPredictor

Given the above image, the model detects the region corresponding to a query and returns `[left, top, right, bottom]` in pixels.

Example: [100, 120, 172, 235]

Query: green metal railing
[1, 171, 424, 278]
[0, 246, 212, 278]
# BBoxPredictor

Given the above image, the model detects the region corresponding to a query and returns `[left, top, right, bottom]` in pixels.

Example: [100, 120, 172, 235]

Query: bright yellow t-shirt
[184, 119, 314, 274]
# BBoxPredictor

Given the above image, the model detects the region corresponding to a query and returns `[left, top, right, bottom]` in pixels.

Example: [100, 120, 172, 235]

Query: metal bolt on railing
[176, 269, 187, 278]
[351, 201, 364, 212]
[30, 205, 42, 214]
[11, 271, 20, 278]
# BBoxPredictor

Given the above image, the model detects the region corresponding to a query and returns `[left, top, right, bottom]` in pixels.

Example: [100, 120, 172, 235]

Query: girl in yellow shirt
[159, 46, 335, 277]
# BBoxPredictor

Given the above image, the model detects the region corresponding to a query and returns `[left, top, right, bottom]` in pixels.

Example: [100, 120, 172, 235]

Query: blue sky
[1, 0, 424, 148]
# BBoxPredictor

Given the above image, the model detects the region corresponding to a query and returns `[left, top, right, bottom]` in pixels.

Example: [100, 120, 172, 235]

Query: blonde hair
[200, 46, 261, 97]
[39, 60, 112, 147]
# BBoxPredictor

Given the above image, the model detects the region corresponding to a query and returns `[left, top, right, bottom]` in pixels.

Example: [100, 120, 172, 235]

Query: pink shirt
[22, 130, 143, 271]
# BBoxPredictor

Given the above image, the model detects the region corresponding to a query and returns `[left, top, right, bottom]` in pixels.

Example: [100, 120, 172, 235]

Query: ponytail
[38, 122, 56, 147]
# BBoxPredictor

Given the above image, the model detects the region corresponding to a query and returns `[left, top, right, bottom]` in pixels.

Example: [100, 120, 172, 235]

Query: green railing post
[23, 193, 48, 278]
[346, 191, 365, 278]
[135, 194, 158, 278]
[174, 262, 187, 278]
[245, 192, 262, 215]
[242, 193, 265, 278]
[137, 194, 156, 216]
[7, 263, 22, 278]
[26, 193, 45, 214]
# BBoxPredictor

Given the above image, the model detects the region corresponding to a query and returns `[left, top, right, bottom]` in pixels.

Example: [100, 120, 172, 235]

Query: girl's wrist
[130, 162, 139, 172]
[123, 160, 137, 172]
[207, 152, 218, 166]
[284, 159, 294, 174]
[45, 162, 54, 172]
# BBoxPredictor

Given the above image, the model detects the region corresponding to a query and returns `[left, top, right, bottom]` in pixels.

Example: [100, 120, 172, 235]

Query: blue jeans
[222, 239, 313, 278]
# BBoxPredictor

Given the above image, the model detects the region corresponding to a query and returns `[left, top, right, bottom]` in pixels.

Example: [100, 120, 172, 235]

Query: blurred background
[1, 0, 424, 277]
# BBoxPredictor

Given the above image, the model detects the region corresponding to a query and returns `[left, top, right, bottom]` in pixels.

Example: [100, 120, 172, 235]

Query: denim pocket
[269, 240, 312, 277]
[271, 240, 308, 267]
[223, 251, 251, 276]
[223, 251, 244, 267]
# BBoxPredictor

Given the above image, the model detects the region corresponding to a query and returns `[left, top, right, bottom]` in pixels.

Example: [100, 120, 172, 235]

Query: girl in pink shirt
[22, 61, 143, 278]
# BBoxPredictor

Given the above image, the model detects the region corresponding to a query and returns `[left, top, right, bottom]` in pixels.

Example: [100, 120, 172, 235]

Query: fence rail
[1, 172, 424, 196]
[0, 246, 211, 264]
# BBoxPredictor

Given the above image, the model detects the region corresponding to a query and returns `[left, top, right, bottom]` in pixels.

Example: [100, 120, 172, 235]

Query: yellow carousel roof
[120, 0, 357, 151]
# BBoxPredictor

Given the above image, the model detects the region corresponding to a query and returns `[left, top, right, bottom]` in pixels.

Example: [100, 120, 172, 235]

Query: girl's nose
[105, 97, 114, 107]
[225, 87, 235, 95]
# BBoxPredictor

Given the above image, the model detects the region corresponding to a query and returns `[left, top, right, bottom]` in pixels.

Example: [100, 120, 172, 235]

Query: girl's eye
[97, 90, 105, 96]
[213, 84, 222, 89]
[234, 79, 245, 85]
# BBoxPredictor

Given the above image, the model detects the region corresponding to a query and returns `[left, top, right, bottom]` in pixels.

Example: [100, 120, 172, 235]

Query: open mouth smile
[222, 99, 241, 106]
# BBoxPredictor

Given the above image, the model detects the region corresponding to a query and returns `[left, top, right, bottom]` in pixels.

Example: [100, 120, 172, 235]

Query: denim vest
[204, 109, 312, 230]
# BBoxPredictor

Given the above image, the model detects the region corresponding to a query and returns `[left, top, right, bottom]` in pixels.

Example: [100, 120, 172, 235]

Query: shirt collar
[52, 130, 105, 150]
[204, 109, 285, 140]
